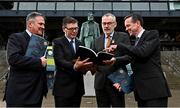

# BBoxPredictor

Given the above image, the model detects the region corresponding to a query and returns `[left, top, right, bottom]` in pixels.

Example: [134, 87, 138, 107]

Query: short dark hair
[62, 16, 78, 28]
[26, 12, 45, 22]
[124, 13, 144, 27]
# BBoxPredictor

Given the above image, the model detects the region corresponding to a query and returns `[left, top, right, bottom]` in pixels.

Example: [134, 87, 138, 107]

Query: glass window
[38, 2, 55, 10]
[132, 2, 149, 11]
[19, 2, 36, 10]
[113, 2, 130, 10]
[151, 2, 168, 10]
[11, 2, 18, 10]
[75, 2, 93, 10]
[56, 2, 74, 10]
[94, 2, 111, 10]
[174, 2, 180, 10]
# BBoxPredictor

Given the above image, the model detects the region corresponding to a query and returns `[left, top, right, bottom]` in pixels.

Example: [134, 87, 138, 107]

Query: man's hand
[105, 45, 117, 53]
[73, 57, 93, 72]
[102, 57, 116, 66]
[113, 83, 122, 92]
[40, 56, 47, 67]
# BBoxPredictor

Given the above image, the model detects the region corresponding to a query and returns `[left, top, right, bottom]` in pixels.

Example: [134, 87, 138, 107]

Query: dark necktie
[106, 35, 111, 48]
[134, 37, 140, 46]
[70, 40, 75, 54]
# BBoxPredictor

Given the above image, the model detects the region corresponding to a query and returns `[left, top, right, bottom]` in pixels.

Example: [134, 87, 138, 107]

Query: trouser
[54, 95, 82, 107]
[137, 97, 168, 107]
[95, 81, 125, 108]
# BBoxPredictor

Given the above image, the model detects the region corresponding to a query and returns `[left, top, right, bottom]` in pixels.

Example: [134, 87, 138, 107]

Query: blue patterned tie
[70, 40, 75, 54]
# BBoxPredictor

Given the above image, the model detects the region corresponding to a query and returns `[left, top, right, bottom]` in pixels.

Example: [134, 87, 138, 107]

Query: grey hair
[102, 13, 116, 22]
[26, 12, 45, 24]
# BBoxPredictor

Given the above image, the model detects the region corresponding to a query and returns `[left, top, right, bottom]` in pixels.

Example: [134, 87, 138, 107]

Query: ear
[62, 26, 66, 33]
[136, 20, 141, 26]
[114, 21, 117, 28]
[28, 21, 33, 28]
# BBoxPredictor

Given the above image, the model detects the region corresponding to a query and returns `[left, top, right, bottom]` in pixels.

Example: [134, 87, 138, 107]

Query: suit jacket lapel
[75, 38, 81, 51]
[23, 31, 31, 43]
[112, 32, 119, 44]
[100, 35, 105, 49]
[136, 30, 148, 46]
[62, 36, 74, 54]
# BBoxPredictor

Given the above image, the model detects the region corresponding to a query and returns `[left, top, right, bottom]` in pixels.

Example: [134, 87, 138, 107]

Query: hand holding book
[75, 46, 114, 65]
[73, 57, 93, 73]
[25, 34, 48, 58]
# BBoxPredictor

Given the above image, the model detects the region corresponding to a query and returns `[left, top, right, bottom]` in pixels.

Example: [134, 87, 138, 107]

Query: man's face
[28, 16, 45, 36]
[63, 23, 79, 39]
[101, 16, 117, 35]
[124, 17, 139, 36]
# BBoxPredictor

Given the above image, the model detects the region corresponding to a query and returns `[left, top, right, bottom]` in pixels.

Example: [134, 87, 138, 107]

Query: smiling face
[124, 15, 143, 37]
[101, 15, 117, 35]
[27, 16, 45, 36]
[63, 22, 79, 39]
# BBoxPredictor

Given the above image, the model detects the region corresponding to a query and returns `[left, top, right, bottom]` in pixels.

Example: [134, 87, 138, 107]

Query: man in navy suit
[52, 16, 93, 107]
[5, 12, 48, 107]
[108, 13, 172, 107]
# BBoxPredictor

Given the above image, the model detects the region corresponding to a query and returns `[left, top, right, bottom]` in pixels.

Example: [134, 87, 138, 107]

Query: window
[56, 2, 74, 10]
[19, 2, 36, 10]
[113, 2, 130, 11]
[94, 2, 111, 10]
[38, 2, 55, 10]
[75, 2, 93, 10]
[132, 2, 149, 11]
[151, 2, 168, 10]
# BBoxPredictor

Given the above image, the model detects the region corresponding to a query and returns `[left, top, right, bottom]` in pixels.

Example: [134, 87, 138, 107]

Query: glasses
[65, 27, 79, 31]
[102, 22, 114, 26]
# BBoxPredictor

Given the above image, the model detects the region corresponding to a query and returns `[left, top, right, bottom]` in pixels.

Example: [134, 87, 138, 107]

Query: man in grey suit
[91, 13, 131, 107]
[108, 13, 172, 107]
[5, 12, 48, 107]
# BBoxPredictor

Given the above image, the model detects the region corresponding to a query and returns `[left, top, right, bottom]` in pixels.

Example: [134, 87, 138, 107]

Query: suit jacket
[5, 31, 48, 105]
[91, 32, 131, 90]
[117, 30, 172, 100]
[52, 36, 85, 97]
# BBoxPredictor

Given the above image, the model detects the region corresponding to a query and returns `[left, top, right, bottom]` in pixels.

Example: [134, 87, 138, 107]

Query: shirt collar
[137, 29, 145, 38]
[65, 35, 75, 43]
[105, 31, 114, 38]
[26, 29, 32, 37]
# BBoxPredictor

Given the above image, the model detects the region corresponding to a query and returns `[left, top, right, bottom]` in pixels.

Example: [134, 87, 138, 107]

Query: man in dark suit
[5, 12, 48, 107]
[91, 13, 131, 107]
[52, 16, 93, 107]
[108, 13, 172, 107]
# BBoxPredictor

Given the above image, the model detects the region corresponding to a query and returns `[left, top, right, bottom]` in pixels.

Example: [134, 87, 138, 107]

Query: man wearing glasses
[52, 16, 93, 107]
[91, 13, 131, 107]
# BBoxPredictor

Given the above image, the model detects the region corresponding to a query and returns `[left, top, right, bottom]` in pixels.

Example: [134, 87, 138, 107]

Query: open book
[75, 46, 114, 64]
[25, 34, 48, 58]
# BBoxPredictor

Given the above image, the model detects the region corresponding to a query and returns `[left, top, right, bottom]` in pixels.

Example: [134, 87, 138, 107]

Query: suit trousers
[95, 80, 125, 108]
[137, 96, 168, 107]
[54, 95, 82, 107]
[6, 95, 43, 107]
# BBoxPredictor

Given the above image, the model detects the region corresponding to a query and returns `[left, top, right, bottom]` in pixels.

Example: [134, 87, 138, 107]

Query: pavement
[0, 89, 180, 107]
